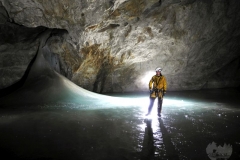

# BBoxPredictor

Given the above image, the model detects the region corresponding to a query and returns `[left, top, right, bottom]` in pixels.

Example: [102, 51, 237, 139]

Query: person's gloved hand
[149, 89, 153, 94]
[163, 90, 166, 96]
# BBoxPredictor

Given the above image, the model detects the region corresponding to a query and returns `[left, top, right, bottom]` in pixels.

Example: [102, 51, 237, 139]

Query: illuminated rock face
[0, 0, 240, 92]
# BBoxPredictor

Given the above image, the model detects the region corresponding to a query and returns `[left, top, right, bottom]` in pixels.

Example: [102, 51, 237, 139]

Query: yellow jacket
[149, 75, 167, 98]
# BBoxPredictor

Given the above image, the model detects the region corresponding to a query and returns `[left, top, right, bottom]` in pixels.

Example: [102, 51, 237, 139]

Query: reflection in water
[158, 118, 179, 159]
[141, 119, 155, 160]
[141, 117, 180, 159]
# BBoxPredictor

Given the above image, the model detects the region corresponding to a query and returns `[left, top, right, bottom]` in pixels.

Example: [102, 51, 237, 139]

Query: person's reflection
[141, 119, 155, 160]
[158, 118, 179, 159]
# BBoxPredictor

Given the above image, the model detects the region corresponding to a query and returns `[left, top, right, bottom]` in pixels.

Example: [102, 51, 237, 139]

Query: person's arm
[163, 76, 167, 95]
[149, 76, 154, 90]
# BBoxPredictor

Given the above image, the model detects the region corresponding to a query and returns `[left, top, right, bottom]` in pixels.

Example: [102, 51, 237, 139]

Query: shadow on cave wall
[0, 17, 73, 98]
[0, 45, 38, 98]
[93, 62, 112, 93]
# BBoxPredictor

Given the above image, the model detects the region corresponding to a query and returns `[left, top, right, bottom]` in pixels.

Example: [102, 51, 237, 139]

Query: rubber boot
[157, 108, 161, 117]
[158, 98, 162, 116]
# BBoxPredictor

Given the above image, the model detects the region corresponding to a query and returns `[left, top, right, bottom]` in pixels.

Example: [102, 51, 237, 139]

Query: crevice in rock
[98, 24, 120, 32]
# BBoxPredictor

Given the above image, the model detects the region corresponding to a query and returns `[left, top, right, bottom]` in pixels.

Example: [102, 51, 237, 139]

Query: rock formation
[0, 0, 240, 93]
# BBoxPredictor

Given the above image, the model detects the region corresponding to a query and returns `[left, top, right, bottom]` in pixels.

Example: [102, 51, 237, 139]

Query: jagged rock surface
[0, 0, 240, 92]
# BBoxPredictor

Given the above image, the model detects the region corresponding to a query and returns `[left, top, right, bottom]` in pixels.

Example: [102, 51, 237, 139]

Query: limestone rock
[0, 0, 240, 92]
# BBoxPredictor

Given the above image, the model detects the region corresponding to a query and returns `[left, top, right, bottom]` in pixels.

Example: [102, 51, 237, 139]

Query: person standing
[146, 67, 167, 116]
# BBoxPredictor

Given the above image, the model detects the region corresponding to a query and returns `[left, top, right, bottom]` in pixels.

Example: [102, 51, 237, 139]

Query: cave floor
[0, 88, 240, 160]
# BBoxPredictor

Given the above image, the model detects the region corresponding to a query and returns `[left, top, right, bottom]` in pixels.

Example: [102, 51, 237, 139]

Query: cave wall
[0, 0, 240, 92]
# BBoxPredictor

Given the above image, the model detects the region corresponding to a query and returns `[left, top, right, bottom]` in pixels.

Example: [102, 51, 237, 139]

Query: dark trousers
[147, 97, 163, 115]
